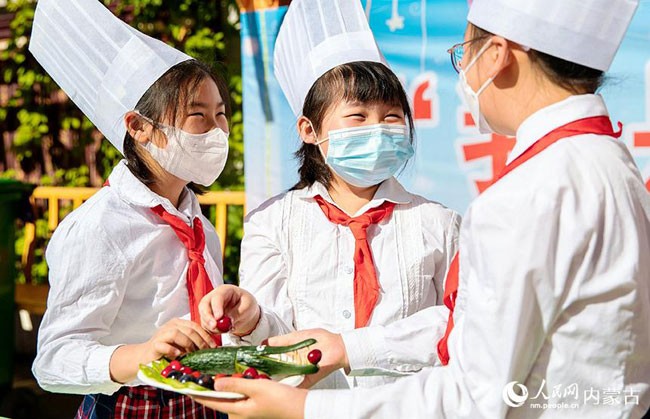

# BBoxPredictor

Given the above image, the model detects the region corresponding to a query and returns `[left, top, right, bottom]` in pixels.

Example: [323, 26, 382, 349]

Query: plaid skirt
[75, 385, 226, 419]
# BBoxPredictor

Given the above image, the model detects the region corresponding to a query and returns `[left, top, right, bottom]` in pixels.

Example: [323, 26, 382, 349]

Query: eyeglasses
[447, 36, 489, 73]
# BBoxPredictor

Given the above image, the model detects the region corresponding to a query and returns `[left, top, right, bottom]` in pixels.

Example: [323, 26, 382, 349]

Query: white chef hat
[274, 0, 387, 116]
[467, 0, 639, 72]
[29, 0, 192, 154]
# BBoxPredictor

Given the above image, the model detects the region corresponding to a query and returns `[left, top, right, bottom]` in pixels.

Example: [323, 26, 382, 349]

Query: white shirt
[233, 177, 460, 389]
[305, 95, 650, 418]
[32, 160, 224, 395]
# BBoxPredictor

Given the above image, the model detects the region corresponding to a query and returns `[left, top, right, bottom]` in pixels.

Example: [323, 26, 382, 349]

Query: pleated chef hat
[274, 0, 387, 116]
[468, 0, 639, 72]
[29, 0, 192, 154]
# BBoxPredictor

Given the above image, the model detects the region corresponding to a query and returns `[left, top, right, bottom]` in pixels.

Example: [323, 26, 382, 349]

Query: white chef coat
[32, 160, 224, 395]
[233, 177, 460, 389]
[305, 95, 650, 418]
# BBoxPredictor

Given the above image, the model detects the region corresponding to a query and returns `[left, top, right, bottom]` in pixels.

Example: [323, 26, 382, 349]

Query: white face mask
[137, 113, 229, 186]
[459, 40, 495, 134]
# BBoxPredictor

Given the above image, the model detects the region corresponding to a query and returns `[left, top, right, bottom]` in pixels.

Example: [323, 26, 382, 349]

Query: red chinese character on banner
[459, 112, 516, 193]
[625, 61, 650, 192]
[632, 129, 650, 190]
[410, 72, 439, 127]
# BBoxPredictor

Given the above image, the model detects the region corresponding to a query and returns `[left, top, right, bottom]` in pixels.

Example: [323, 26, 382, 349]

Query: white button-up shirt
[233, 177, 460, 389]
[305, 95, 650, 417]
[32, 161, 224, 395]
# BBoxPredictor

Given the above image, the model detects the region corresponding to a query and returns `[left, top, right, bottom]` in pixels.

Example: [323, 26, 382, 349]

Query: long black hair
[292, 61, 415, 190]
[122, 60, 231, 193]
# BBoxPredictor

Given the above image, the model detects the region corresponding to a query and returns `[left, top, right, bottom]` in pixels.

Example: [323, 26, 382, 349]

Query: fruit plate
[137, 359, 304, 399]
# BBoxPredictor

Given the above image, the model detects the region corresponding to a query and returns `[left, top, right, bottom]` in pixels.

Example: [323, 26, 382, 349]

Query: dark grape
[197, 374, 215, 389]
[179, 374, 198, 384]
[167, 371, 183, 380]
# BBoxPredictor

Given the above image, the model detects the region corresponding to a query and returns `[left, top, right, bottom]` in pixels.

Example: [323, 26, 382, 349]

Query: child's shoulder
[244, 189, 300, 223]
[46, 187, 134, 264]
[53, 187, 114, 232]
[51, 185, 145, 243]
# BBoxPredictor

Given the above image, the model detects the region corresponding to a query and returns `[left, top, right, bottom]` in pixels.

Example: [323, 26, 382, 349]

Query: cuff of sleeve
[228, 306, 273, 346]
[86, 344, 125, 394]
[341, 328, 388, 374]
[305, 389, 354, 419]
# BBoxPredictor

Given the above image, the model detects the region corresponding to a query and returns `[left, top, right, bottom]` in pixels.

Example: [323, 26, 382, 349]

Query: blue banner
[241, 0, 650, 213]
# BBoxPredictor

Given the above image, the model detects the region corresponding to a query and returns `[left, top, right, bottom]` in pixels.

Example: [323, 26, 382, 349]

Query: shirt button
[344, 266, 354, 274]
[342, 310, 351, 319]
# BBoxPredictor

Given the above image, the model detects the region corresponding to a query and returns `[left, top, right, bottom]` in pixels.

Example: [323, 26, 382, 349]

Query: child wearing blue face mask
[199, 59, 460, 391]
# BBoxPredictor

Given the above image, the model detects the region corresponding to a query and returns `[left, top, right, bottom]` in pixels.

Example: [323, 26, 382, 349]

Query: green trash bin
[0, 179, 35, 395]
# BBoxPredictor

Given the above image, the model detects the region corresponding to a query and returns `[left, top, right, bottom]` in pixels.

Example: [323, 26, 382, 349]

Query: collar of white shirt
[107, 160, 201, 223]
[508, 94, 610, 165]
[296, 177, 412, 218]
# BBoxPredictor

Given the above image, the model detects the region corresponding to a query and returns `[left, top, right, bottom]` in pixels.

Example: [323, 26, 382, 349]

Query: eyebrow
[189, 101, 225, 108]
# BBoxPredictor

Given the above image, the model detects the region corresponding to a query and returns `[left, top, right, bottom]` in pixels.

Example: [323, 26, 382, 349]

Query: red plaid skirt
[76, 385, 224, 419]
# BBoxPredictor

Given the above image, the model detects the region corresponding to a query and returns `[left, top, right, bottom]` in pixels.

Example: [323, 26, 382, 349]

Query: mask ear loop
[131, 110, 173, 150]
[309, 121, 329, 160]
[462, 40, 496, 97]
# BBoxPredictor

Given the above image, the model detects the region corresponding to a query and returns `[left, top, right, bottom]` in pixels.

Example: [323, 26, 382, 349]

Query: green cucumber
[179, 338, 319, 376]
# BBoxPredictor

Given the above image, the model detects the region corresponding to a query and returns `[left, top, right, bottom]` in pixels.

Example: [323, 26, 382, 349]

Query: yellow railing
[21, 186, 246, 284]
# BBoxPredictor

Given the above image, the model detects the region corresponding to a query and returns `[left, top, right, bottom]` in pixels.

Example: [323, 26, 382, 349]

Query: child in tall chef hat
[31, 1, 231, 416]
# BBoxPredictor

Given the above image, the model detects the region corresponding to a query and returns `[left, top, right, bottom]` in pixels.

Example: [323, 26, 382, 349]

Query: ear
[297, 116, 318, 144]
[486, 36, 513, 78]
[124, 111, 152, 144]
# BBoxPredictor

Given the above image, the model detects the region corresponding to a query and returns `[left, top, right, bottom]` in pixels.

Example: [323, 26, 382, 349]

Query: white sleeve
[342, 305, 449, 377]
[32, 219, 129, 395]
[305, 190, 559, 418]
[231, 199, 295, 345]
[342, 209, 460, 376]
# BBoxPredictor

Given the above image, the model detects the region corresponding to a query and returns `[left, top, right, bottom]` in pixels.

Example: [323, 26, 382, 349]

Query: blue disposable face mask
[314, 123, 414, 188]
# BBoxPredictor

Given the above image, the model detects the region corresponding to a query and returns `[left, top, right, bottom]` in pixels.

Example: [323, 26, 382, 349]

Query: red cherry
[216, 316, 232, 333]
[191, 371, 201, 378]
[243, 367, 258, 379]
[169, 360, 182, 370]
[257, 374, 271, 380]
[179, 366, 193, 374]
[161, 365, 173, 377]
[307, 349, 322, 365]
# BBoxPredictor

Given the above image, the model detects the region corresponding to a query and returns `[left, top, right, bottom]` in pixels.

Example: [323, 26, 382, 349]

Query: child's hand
[142, 318, 217, 362]
[199, 285, 261, 337]
[267, 328, 348, 388]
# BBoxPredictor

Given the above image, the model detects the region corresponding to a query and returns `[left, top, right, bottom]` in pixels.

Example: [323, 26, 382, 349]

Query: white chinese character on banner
[624, 388, 640, 406]
[602, 389, 621, 406]
[531, 379, 549, 401]
[584, 387, 600, 405]
[563, 383, 579, 400]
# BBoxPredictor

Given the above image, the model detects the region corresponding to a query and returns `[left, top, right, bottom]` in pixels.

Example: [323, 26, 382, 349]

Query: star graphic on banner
[386, 13, 404, 32]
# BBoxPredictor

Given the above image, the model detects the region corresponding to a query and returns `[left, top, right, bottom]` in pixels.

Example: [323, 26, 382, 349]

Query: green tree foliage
[0, 0, 244, 284]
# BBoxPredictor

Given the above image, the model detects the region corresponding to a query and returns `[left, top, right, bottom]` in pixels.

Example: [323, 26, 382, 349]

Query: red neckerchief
[104, 179, 221, 346]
